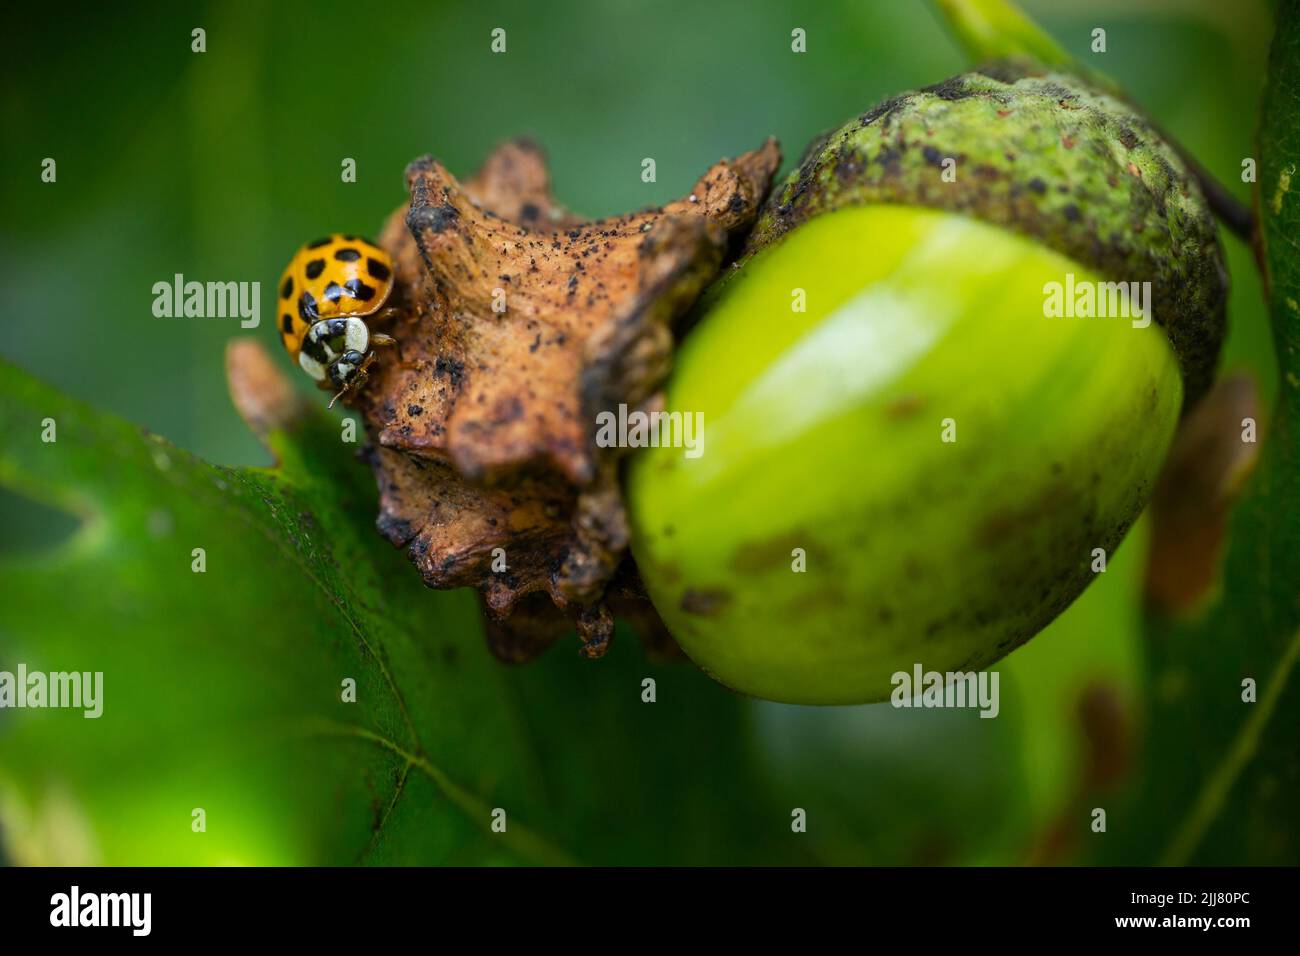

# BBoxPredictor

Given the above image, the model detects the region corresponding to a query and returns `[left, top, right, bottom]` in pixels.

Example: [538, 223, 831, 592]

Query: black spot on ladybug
[306, 237, 332, 249]
[343, 278, 376, 301]
[323, 281, 346, 303]
[342, 234, 360, 241]
[298, 291, 319, 322]
[281, 314, 293, 334]
[305, 259, 326, 279]
[280, 276, 293, 299]
[334, 247, 362, 262]
[367, 258, 391, 281]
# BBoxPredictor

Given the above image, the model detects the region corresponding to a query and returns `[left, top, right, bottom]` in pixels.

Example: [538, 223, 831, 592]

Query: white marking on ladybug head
[299, 351, 328, 382]
[343, 316, 369, 355]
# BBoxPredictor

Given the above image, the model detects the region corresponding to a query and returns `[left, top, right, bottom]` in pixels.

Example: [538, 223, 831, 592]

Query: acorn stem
[933, 0, 1076, 72]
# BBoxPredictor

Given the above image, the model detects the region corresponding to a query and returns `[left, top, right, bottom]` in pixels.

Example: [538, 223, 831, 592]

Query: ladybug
[277, 234, 400, 405]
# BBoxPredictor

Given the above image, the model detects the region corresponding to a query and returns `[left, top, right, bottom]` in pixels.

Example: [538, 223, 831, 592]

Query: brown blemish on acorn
[884, 393, 927, 420]
[352, 137, 780, 659]
[680, 588, 733, 616]
[729, 530, 817, 574]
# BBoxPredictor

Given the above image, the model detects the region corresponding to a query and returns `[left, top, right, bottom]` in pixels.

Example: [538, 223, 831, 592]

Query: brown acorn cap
[746, 61, 1228, 406]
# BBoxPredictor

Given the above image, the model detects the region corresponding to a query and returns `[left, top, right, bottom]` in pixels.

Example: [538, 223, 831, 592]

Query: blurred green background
[0, 0, 1280, 864]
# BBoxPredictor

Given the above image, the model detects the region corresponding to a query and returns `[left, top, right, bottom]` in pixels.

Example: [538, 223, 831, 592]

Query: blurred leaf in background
[0, 0, 1283, 865]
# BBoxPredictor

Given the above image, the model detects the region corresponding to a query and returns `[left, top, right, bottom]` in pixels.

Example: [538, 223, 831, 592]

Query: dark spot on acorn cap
[367, 257, 391, 281]
[375, 513, 415, 547]
[407, 201, 459, 234]
[920, 76, 974, 101]
[334, 247, 362, 262]
[305, 259, 326, 279]
[434, 355, 466, 387]
[280, 276, 293, 299]
[858, 95, 906, 129]
[875, 144, 902, 171]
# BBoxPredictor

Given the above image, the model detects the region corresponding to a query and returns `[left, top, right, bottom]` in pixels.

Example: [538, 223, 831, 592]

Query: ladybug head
[328, 349, 368, 389]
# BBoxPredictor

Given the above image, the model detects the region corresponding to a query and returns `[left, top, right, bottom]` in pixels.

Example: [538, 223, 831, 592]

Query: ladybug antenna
[327, 388, 345, 410]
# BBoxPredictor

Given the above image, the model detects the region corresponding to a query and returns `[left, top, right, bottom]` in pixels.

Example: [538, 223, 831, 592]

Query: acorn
[626, 62, 1229, 704]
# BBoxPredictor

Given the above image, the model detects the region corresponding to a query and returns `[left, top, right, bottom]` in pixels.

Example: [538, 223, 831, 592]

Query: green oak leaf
[0, 346, 804, 866]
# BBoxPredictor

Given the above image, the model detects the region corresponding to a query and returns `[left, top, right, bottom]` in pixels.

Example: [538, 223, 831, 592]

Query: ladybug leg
[327, 352, 381, 409]
[371, 332, 416, 369]
[351, 351, 380, 391]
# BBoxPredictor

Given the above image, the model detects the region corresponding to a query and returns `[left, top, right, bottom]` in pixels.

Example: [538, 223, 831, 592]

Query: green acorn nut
[627, 63, 1229, 705]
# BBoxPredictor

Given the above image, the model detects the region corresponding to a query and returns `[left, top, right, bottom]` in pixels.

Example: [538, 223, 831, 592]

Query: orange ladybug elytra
[276, 234, 399, 405]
